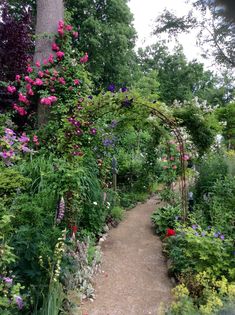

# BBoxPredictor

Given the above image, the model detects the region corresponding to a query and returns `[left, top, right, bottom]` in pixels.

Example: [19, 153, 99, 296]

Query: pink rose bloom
[48, 96, 57, 103]
[28, 89, 34, 96]
[27, 66, 33, 73]
[48, 54, 54, 63]
[170, 156, 175, 161]
[38, 71, 44, 78]
[58, 20, 64, 28]
[74, 79, 80, 85]
[172, 165, 177, 170]
[19, 93, 29, 105]
[58, 28, 64, 36]
[40, 97, 51, 106]
[45, 70, 50, 75]
[43, 59, 48, 65]
[52, 43, 60, 51]
[73, 31, 79, 38]
[58, 77, 66, 85]
[53, 70, 59, 77]
[15, 74, 21, 81]
[7, 86, 16, 94]
[183, 154, 190, 161]
[56, 51, 65, 59]
[80, 52, 88, 63]
[35, 61, 41, 67]
[25, 76, 34, 84]
[34, 78, 43, 86]
[65, 25, 73, 31]
[13, 104, 27, 116]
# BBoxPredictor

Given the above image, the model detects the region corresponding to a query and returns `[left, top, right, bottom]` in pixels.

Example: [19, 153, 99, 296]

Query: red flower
[166, 228, 176, 237]
[71, 226, 78, 234]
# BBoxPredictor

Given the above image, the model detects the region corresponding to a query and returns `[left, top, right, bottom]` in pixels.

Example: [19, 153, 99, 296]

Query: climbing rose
[15, 75, 21, 81]
[7, 86, 16, 94]
[73, 31, 79, 38]
[27, 66, 33, 73]
[13, 104, 27, 116]
[38, 71, 44, 78]
[56, 51, 65, 60]
[52, 43, 60, 51]
[65, 25, 73, 31]
[74, 79, 80, 85]
[35, 61, 40, 67]
[80, 52, 88, 63]
[25, 76, 33, 84]
[48, 54, 54, 63]
[58, 77, 66, 85]
[19, 93, 29, 105]
[34, 78, 43, 86]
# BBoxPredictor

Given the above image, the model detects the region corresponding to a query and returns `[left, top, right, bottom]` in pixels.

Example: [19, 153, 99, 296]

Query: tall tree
[63, 0, 137, 87]
[138, 43, 228, 105]
[34, 0, 64, 126]
[154, 0, 235, 69]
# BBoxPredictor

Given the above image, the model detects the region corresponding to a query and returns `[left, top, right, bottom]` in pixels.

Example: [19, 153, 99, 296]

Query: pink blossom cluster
[80, 52, 89, 64]
[40, 96, 58, 106]
[12, 104, 27, 116]
[7, 86, 16, 94]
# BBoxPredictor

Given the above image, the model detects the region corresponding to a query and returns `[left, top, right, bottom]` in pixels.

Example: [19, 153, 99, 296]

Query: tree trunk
[34, 0, 64, 127]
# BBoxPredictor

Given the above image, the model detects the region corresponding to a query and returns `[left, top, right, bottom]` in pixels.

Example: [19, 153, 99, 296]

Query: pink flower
[53, 70, 59, 77]
[182, 154, 190, 161]
[27, 66, 33, 73]
[58, 28, 64, 36]
[48, 54, 54, 63]
[56, 51, 65, 60]
[58, 77, 66, 85]
[35, 61, 41, 67]
[38, 71, 44, 78]
[170, 156, 175, 161]
[172, 165, 177, 170]
[65, 24, 73, 31]
[7, 86, 16, 94]
[48, 96, 57, 103]
[34, 78, 43, 86]
[45, 70, 50, 75]
[19, 93, 29, 105]
[40, 97, 51, 106]
[52, 43, 60, 51]
[43, 59, 48, 65]
[69, 86, 73, 91]
[27, 89, 34, 96]
[25, 76, 34, 84]
[58, 20, 64, 28]
[50, 88, 55, 93]
[33, 135, 39, 145]
[15, 74, 21, 81]
[74, 79, 80, 85]
[80, 52, 88, 63]
[73, 31, 79, 38]
[13, 104, 27, 116]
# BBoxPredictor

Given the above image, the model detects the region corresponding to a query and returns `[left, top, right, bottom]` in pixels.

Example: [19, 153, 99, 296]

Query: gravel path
[82, 196, 172, 315]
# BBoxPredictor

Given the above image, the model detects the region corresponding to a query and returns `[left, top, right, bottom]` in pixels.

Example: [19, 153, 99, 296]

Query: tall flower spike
[56, 197, 65, 223]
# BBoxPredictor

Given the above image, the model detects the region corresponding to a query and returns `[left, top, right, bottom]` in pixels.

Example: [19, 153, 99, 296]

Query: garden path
[82, 196, 172, 315]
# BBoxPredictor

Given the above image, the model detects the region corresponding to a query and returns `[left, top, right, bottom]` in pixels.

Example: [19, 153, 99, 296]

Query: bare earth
[82, 196, 172, 315]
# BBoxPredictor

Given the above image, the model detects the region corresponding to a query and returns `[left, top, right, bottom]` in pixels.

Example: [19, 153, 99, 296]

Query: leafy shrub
[166, 225, 235, 280]
[110, 206, 124, 223]
[151, 205, 181, 235]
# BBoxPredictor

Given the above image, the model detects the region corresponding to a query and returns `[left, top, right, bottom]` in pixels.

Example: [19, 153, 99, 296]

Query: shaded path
[82, 197, 172, 315]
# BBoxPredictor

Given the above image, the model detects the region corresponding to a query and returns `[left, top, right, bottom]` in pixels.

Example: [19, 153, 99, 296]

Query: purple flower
[110, 120, 118, 128]
[214, 233, 219, 238]
[220, 234, 225, 240]
[90, 128, 97, 135]
[192, 224, 197, 230]
[76, 129, 83, 136]
[121, 87, 128, 92]
[3, 277, 13, 285]
[5, 128, 15, 137]
[0, 151, 9, 159]
[107, 83, 115, 93]
[15, 295, 23, 310]
[21, 146, 31, 153]
[88, 95, 93, 99]
[18, 135, 30, 143]
[201, 231, 206, 237]
[103, 138, 113, 147]
[56, 197, 65, 223]
[194, 232, 199, 236]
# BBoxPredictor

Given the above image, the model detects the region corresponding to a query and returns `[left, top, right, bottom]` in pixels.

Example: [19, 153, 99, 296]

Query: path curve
[82, 196, 172, 315]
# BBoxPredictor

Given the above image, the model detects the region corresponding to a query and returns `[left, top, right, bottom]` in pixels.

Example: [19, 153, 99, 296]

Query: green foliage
[110, 206, 124, 223]
[194, 153, 228, 200]
[151, 205, 181, 235]
[217, 103, 235, 149]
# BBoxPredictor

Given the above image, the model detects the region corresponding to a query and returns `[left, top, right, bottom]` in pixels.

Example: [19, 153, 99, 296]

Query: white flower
[93, 201, 98, 206]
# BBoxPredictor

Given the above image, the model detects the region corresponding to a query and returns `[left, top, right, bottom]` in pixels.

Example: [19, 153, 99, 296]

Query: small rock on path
[82, 196, 172, 315]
